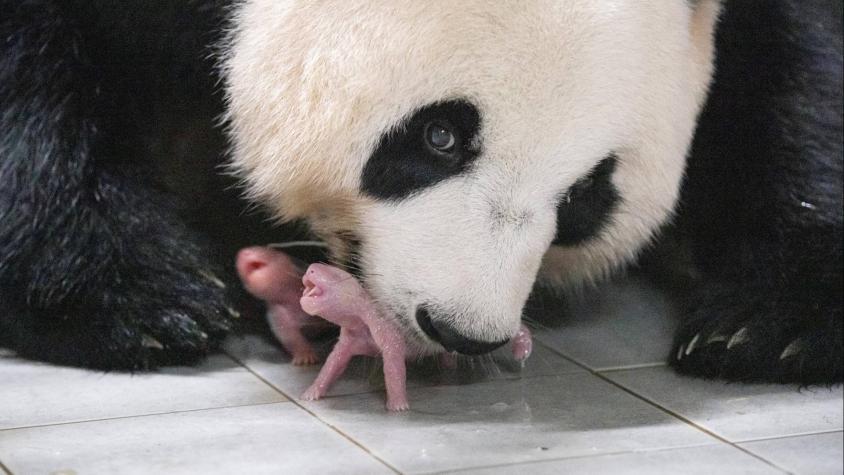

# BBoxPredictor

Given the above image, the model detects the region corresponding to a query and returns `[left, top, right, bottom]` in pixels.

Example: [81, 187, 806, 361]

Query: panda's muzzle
[415, 306, 509, 355]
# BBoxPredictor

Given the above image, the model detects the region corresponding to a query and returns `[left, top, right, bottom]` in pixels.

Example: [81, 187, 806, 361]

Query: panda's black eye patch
[553, 154, 620, 246]
[361, 100, 481, 201]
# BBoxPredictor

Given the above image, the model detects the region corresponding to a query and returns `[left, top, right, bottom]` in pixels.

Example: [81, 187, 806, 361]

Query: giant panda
[1, 0, 841, 383]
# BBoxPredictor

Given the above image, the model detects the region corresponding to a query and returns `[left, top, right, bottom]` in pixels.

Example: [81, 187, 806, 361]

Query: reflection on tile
[741, 432, 844, 475]
[427, 341, 585, 384]
[532, 276, 677, 370]
[224, 334, 583, 402]
[607, 366, 844, 441]
[224, 334, 374, 400]
[299, 373, 715, 474]
[454, 444, 781, 475]
[0, 404, 393, 475]
[5, 273, 840, 475]
[0, 355, 285, 430]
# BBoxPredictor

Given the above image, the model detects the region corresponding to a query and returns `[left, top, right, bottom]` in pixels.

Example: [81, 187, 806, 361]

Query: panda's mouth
[375, 304, 437, 351]
[362, 295, 448, 356]
[324, 230, 510, 356]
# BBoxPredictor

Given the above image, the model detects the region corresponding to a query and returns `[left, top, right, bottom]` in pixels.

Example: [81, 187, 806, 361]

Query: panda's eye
[362, 100, 481, 200]
[424, 121, 457, 154]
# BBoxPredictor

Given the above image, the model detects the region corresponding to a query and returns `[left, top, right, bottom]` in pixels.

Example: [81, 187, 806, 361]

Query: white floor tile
[740, 432, 844, 475]
[533, 277, 677, 370]
[299, 373, 715, 474]
[606, 366, 844, 441]
[225, 334, 583, 402]
[0, 403, 392, 475]
[0, 354, 285, 430]
[224, 334, 376, 399]
[5, 276, 838, 474]
[452, 444, 783, 475]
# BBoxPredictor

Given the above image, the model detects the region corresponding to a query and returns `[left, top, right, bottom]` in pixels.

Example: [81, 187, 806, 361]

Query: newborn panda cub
[237, 246, 533, 411]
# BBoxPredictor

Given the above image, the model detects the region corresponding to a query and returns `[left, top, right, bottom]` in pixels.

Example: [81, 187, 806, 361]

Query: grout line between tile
[420, 443, 744, 475]
[594, 385, 793, 475]
[538, 345, 794, 475]
[224, 340, 584, 401]
[0, 401, 288, 433]
[597, 362, 667, 372]
[529, 338, 667, 373]
[528, 339, 605, 372]
[0, 352, 290, 431]
[734, 428, 844, 445]
[527, 339, 596, 371]
[226, 351, 404, 475]
[0, 460, 13, 475]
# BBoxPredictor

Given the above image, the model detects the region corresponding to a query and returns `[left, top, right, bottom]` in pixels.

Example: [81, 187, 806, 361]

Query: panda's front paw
[670, 282, 842, 384]
[2, 263, 237, 371]
[124, 266, 237, 369]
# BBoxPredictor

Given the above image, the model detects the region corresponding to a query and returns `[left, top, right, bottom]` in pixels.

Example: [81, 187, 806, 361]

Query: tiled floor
[2, 278, 842, 474]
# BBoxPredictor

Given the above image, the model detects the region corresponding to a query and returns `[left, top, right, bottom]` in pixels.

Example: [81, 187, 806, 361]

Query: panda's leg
[0, 3, 234, 370]
[669, 0, 843, 384]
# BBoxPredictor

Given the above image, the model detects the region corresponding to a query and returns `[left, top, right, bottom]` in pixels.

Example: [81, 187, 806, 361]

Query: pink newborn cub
[300, 263, 410, 411]
[236, 247, 320, 365]
[236, 246, 535, 412]
[237, 247, 409, 410]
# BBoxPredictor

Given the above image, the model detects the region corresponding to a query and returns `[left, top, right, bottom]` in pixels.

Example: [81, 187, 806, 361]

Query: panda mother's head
[224, 0, 720, 355]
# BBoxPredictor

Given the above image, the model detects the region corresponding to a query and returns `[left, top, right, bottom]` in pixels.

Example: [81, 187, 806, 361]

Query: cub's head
[223, 0, 720, 355]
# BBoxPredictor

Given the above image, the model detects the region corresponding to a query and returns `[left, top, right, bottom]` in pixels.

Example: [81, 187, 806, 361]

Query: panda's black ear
[361, 100, 482, 201]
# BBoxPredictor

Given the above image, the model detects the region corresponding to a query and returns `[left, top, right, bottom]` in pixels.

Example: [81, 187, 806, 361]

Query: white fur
[224, 0, 720, 352]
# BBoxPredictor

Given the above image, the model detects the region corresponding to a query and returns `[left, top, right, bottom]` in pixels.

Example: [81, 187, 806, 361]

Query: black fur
[0, 0, 840, 386]
[668, 0, 843, 383]
[361, 100, 482, 201]
[553, 154, 620, 246]
[0, 1, 302, 370]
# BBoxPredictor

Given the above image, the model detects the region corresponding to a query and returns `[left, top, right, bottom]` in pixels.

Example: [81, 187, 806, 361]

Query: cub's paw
[301, 385, 325, 401]
[291, 350, 320, 366]
[386, 397, 410, 412]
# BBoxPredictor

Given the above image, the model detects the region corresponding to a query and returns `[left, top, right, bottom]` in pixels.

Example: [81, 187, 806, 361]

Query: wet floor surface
[1, 277, 841, 474]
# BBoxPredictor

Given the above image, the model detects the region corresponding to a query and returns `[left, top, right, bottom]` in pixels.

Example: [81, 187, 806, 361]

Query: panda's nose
[415, 306, 508, 355]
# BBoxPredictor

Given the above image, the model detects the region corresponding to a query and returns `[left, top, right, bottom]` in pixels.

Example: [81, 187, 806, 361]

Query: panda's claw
[705, 333, 728, 345]
[780, 339, 805, 360]
[671, 282, 842, 384]
[685, 333, 701, 356]
[726, 327, 749, 350]
[141, 334, 165, 350]
[199, 269, 227, 289]
[226, 306, 242, 319]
